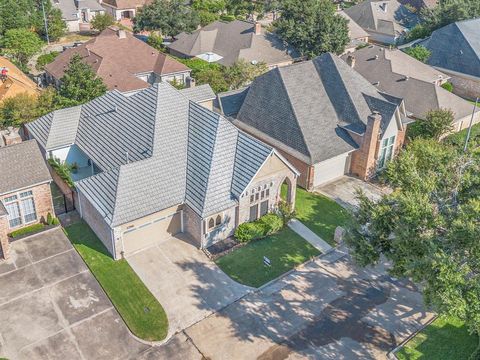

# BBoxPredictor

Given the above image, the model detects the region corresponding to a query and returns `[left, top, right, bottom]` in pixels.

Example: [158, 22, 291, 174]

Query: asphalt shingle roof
[417, 18, 480, 78]
[342, 45, 477, 121]
[231, 53, 400, 164]
[345, 0, 418, 37]
[168, 20, 299, 67]
[0, 140, 52, 195]
[29, 83, 281, 226]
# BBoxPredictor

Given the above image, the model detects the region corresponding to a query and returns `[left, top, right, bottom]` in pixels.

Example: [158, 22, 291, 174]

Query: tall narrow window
[5, 202, 21, 228]
[378, 136, 396, 169]
[208, 218, 215, 229]
[21, 198, 37, 223]
[215, 215, 222, 226]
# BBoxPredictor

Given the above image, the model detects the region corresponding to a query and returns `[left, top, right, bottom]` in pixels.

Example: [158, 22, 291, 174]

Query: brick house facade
[0, 141, 54, 260]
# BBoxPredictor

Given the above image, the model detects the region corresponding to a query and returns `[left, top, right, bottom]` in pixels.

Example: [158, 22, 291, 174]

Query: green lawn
[396, 316, 478, 360]
[64, 222, 168, 341]
[215, 227, 320, 288]
[285, 186, 351, 246]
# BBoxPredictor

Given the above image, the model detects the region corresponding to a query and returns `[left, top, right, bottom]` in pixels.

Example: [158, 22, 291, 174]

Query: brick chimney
[254, 22, 262, 35]
[346, 55, 356, 68]
[1, 127, 22, 147]
[350, 112, 382, 180]
[117, 29, 127, 39]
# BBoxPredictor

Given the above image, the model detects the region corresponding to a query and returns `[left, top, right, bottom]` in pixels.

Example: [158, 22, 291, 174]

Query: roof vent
[373, 81, 380, 86]
[375, 55, 379, 60]
[117, 29, 127, 39]
[404, 76, 409, 81]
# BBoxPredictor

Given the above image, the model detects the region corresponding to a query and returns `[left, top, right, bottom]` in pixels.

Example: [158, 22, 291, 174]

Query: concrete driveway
[316, 176, 390, 209]
[0, 228, 148, 360]
[126, 234, 251, 338]
[182, 247, 434, 359]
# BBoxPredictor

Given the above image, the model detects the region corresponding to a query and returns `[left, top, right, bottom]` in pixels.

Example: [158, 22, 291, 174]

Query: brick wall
[32, 183, 54, 223]
[0, 216, 9, 260]
[183, 204, 203, 248]
[449, 75, 480, 101]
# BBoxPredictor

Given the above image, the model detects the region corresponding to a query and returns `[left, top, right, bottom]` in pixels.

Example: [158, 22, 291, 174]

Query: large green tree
[133, 0, 200, 36]
[274, 0, 349, 58]
[409, 108, 455, 140]
[345, 138, 480, 358]
[90, 13, 115, 32]
[1, 28, 44, 66]
[58, 54, 107, 105]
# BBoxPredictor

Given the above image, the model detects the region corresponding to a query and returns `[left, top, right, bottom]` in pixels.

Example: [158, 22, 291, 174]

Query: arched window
[208, 218, 215, 229]
[215, 215, 222, 226]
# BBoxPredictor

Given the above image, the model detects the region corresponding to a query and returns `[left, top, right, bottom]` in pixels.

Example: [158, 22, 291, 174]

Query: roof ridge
[277, 66, 312, 160]
[455, 21, 480, 59]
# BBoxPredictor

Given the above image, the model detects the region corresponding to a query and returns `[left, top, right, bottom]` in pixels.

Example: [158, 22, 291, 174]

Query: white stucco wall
[49, 145, 90, 167]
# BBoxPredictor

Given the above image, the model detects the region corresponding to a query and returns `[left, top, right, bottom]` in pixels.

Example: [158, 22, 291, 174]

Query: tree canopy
[345, 138, 480, 357]
[404, 45, 432, 63]
[58, 54, 107, 106]
[273, 0, 349, 58]
[90, 13, 115, 32]
[133, 0, 200, 36]
[1, 28, 44, 66]
[408, 108, 455, 140]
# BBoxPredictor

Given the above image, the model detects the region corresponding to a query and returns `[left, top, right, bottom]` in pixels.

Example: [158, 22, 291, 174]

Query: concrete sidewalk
[288, 219, 333, 253]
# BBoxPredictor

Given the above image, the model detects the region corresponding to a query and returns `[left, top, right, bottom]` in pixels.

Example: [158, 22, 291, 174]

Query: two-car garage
[121, 210, 183, 257]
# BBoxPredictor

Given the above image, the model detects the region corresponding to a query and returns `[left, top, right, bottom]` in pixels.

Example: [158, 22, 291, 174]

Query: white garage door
[122, 212, 182, 256]
[313, 153, 351, 187]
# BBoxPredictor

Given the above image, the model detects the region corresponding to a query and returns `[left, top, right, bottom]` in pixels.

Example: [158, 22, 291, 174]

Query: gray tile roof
[0, 140, 52, 195]
[231, 53, 401, 164]
[168, 20, 300, 67]
[342, 45, 476, 121]
[345, 0, 418, 37]
[180, 84, 216, 103]
[417, 18, 480, 78]
[30, 83, 281, 226]
[217, 87, 249, 117]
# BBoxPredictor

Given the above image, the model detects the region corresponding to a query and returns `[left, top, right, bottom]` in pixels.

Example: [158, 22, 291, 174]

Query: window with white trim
[378, 135, 396, 169]
[207, 213, 223, 232]
[2, 190, 37, 228]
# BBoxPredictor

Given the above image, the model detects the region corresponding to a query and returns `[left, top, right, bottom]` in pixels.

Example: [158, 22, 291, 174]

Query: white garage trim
[313, 152, 352, 187]
[121, 211, 183, 256]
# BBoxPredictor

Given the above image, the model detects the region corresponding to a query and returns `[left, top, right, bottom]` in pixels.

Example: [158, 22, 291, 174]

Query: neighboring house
[167, 20, 300, 68]
[342, 45, 480, 131]
[218, 53, 408, 190]
[338, 11, 370, 53]
[0, 140, 54, 260]
[44, 27, 192, 94]
[0, 56, 39, 104]
[52, 0, 105, 32]
[398, 0, 438, 11]
[100, 0, 150, 26]
[345, 0, 419, 45]
[26, 83, 298, 259]
[414, 18, 480, 100]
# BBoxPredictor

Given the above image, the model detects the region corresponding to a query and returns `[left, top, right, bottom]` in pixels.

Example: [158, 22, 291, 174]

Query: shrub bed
[48, 158, 74, 188]
[9, 223, 45, 238]
[234, 213, 284, 242]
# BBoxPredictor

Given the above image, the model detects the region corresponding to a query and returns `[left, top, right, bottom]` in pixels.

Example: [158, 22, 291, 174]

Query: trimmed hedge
[234, 213, 284, 243]
[9, 223, 45, 238]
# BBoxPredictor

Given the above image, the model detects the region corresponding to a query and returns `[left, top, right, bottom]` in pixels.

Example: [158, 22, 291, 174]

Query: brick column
[350, 112, 382, 180]
[0, 216, 10, 260]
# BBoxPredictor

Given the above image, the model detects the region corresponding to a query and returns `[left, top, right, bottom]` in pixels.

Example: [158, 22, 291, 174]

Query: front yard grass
[289, 187, 351, 245]
[64, 222, 168, 341]
[396, 315, 478, 360]
[215, 227, 320, 288]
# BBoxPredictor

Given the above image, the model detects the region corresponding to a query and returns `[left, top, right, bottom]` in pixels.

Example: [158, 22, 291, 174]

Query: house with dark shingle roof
[0, 141, 54, 260]
[26, 83, 298, 258]
[344, 0, 419, 45]
[218, 53, 408, 189]
[167, 20, 300, 68]
[341, 45, 480, 130]
[414, 18, 480, 100]
[45, 27, 192, 94]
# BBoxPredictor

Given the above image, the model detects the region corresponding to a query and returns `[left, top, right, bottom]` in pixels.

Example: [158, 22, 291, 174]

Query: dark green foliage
[274, 0, 349, 58]
[9, 223, 45, 238]
[404, 45, 432, 63]
[0, 93, 39, 128]
[408, 108, 455, 140]
[345, 138, 480, 338]
[134, 0, 200, 36]
[90, 13, 114, 31]
[278, 201, 295, 225]
[444, 122, 480, 151]
[198, 9, 220, 26]
[58, 54, 107, 105]
[441, 82, 454, 92]
[234, 213, 284, 242]
[405, 24, 430, 41]
[48, 157, 74, 188]
[38, 8, 67, 41]
[36, 51, 60, 71]
[146, 34, 165, 51]
[1, 28, 44, 66]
